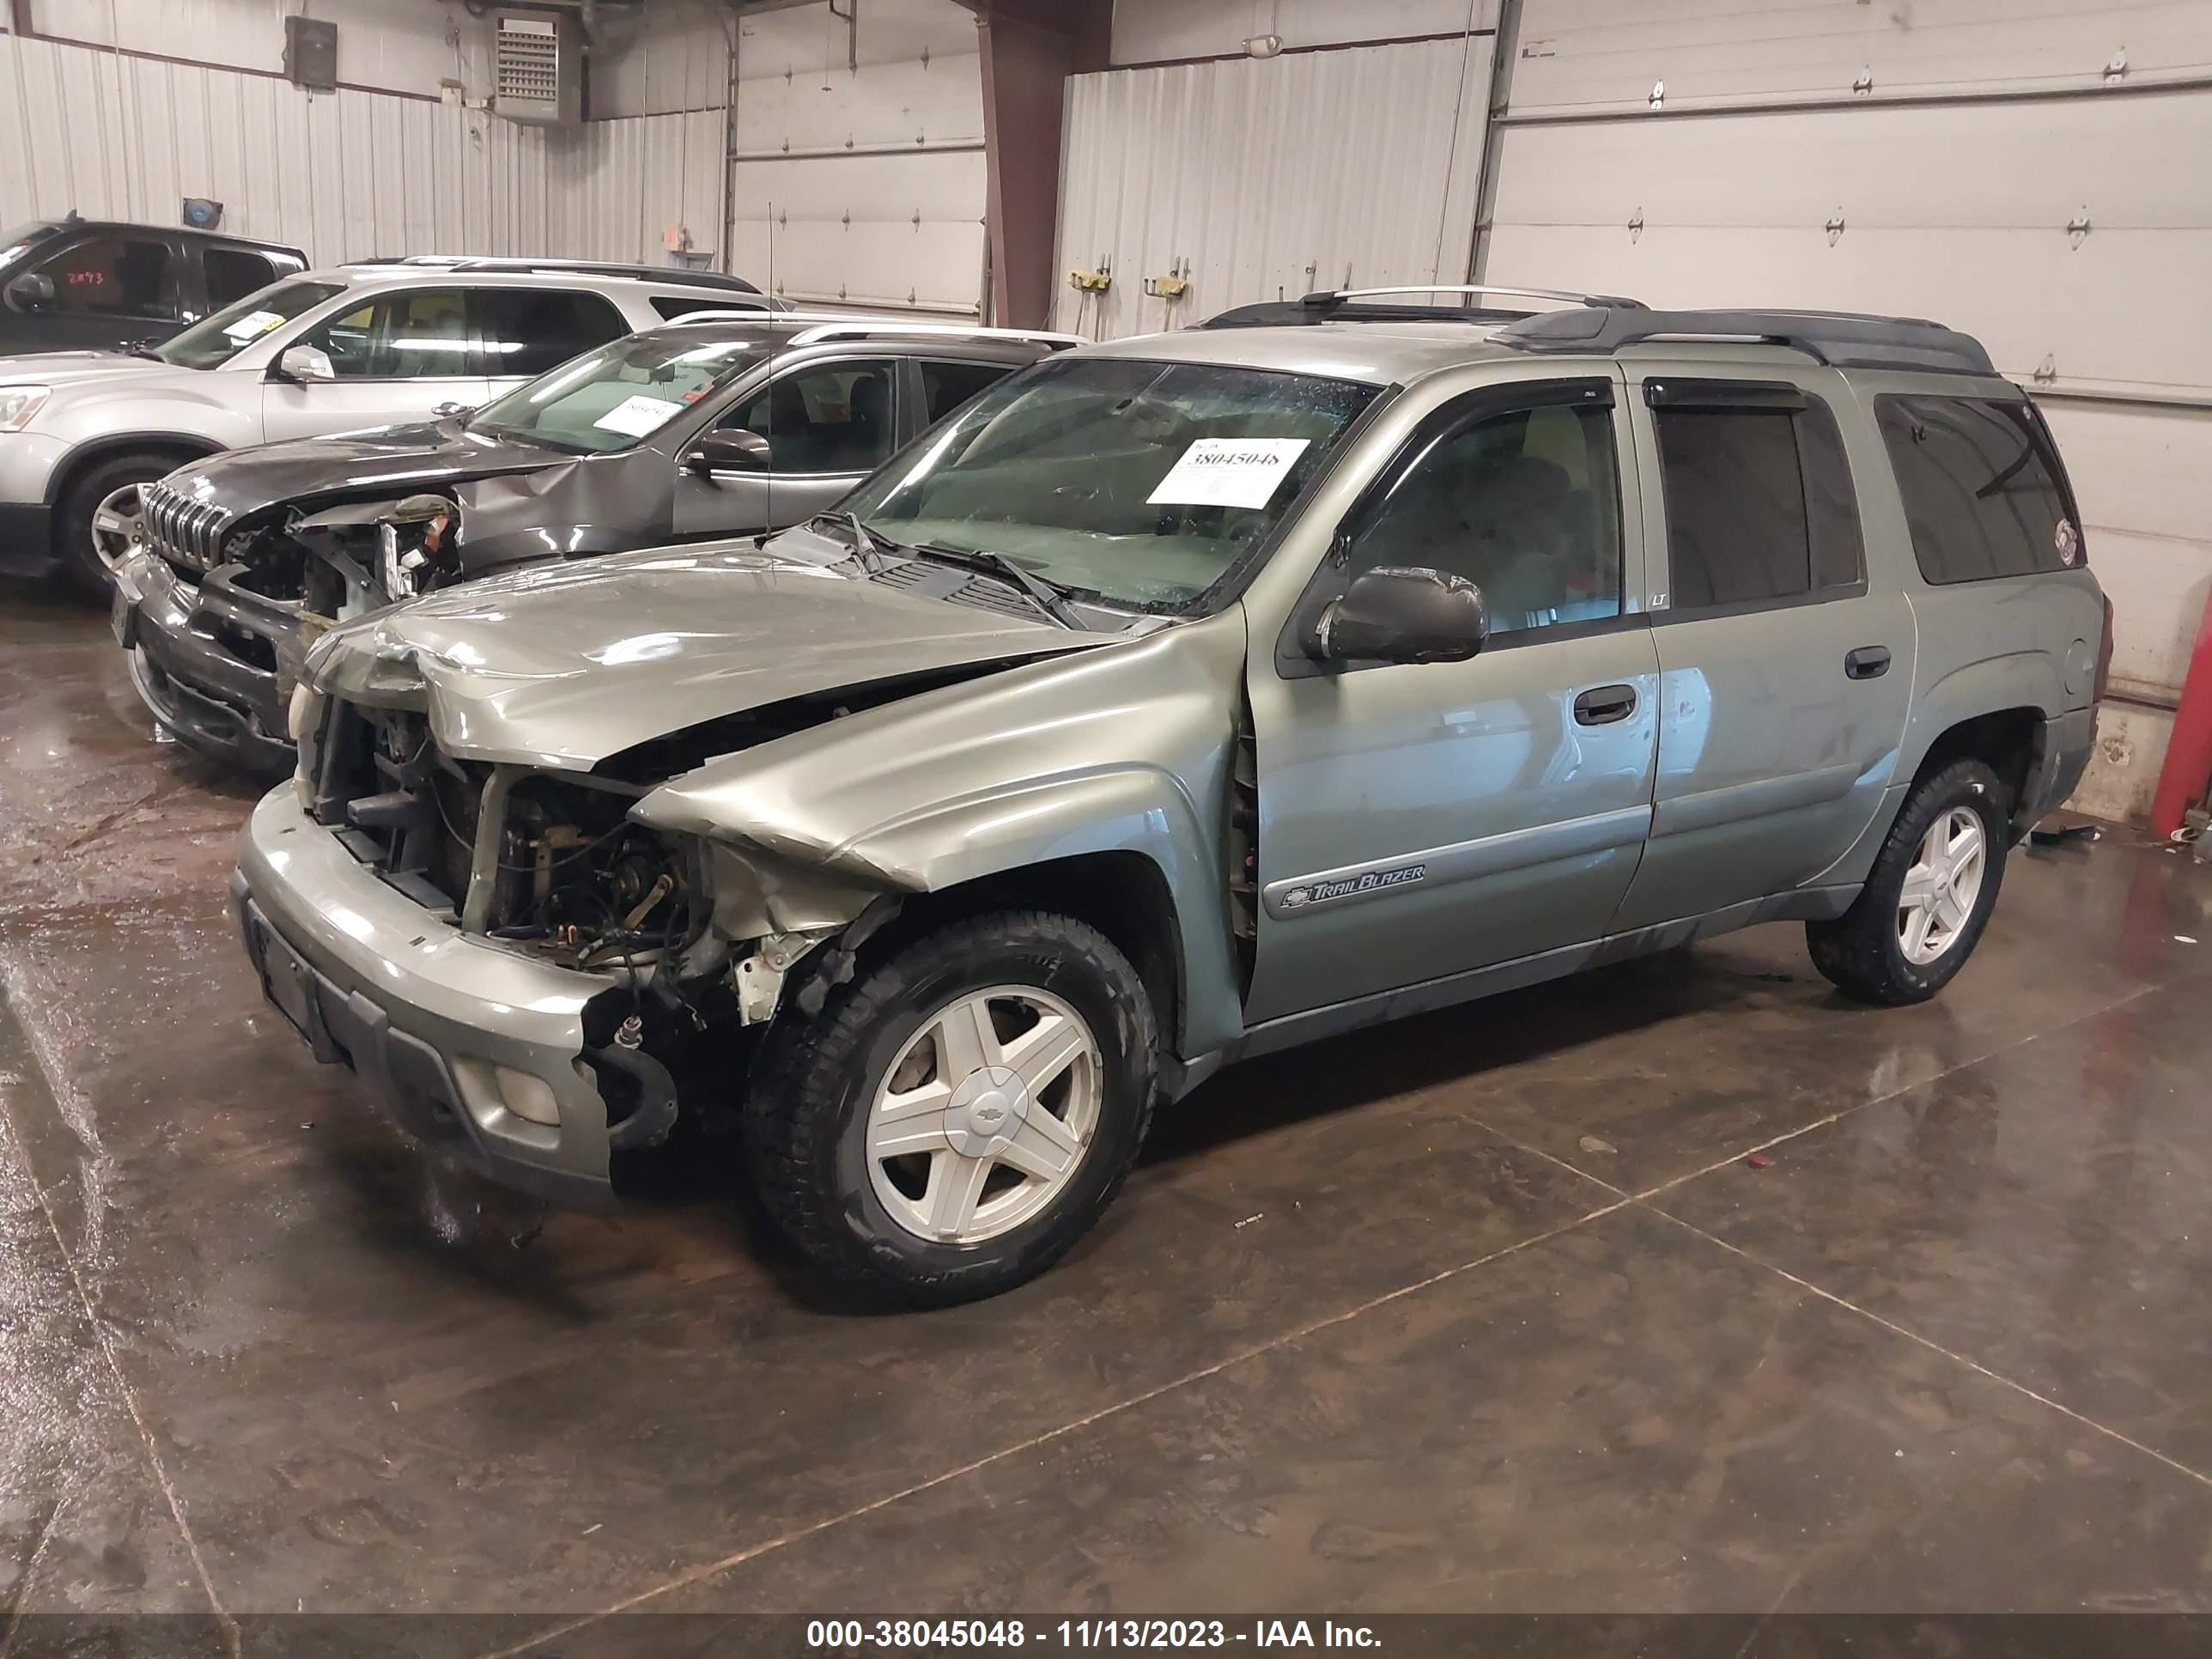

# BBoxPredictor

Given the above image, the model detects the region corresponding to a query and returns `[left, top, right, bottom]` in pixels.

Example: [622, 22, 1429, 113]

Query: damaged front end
[115, 490, 466, 775]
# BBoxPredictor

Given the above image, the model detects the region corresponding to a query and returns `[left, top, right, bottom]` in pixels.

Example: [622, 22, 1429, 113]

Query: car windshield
[840, 356, 1378, 611]
[0, 223, 51, 272]
[466, 332, 771, 453]
[158, 279, 346, 368]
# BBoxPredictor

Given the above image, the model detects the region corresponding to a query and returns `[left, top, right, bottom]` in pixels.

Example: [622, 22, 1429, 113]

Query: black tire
[1807, 757, 2009, 1006]
[745, 909, 1158, 1306]
[53, 450, 183, 599]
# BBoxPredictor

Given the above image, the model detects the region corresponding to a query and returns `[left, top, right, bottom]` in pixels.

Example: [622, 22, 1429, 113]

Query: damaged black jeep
[109, 313, 1064, 773]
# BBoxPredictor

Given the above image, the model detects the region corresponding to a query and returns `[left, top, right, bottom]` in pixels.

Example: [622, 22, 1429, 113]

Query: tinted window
[307, 288, 471, 379]
[726, 360, 896, 475]
[204, 247, 278, 307]
[476, 289, 628, 377]
[650, 294, 772, 322]
[1347, 395, 1622, 635]
[1654, 388, 1863, 610]
[1875, 395, 2077, 583]
[37, 235, 179, 319]
[921, 359, 1012, 423]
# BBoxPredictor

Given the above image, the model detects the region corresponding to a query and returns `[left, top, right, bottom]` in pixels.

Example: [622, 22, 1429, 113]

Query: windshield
[840, 356, 1378, 611]
[158, 279, 345, 368]
[0, 223, 52, 273]
[467, 332, 771, 453]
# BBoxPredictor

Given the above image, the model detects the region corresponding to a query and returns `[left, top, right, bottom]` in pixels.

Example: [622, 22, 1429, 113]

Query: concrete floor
[3, 583, 2211, 1645]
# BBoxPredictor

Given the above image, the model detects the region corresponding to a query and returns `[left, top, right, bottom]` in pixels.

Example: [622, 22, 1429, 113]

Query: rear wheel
[55, 450, 185, 599]
[746, 909, 1158, 1304]
[1808, 758, 2008, 1006]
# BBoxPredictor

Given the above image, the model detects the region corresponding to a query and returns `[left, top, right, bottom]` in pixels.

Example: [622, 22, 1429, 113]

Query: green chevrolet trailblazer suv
[230, 287, 2106, 1302]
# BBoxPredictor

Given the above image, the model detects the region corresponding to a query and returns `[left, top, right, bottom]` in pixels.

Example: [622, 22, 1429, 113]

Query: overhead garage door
[1480, 0, 2212, 821]
[728, 1, 987, 315]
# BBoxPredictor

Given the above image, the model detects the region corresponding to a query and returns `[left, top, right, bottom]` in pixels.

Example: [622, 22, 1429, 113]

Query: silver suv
[0, 255, 775, 593]
[230, 287, 2106, 1304]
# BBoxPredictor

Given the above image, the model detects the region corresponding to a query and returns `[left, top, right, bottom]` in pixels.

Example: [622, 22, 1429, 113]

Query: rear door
[1610, 364, 1914, 930]
[671, 355, 902, 538]
[200, 245, 291, 318]
[259, 285, 490, 441]
[913, 356, 1024, 434]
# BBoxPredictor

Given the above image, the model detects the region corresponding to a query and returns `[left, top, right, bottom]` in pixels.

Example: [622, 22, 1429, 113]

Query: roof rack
[654, 305, 788, 326]
[372, 255, 763, 293]
[782, 318, 1084, 349]
[1204, 283, 1646, 330]
[1491, 306, 1996, 374]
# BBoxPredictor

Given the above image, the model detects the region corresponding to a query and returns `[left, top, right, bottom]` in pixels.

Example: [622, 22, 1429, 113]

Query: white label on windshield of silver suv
[1146, 438, 1310, 510]
[593, 393, 685, 438]
[222, 308, 287, 341]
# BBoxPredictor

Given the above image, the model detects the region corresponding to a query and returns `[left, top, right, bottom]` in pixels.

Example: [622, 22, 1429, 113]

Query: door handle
[1572, 684, 1638, 726]
[1845, 646, 1893, 680]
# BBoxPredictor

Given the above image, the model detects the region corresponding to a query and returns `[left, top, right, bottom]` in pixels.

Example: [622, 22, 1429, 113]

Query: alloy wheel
[1897, 805, 1986, 965]
[866, 984, 1101, 1244]
[88, 483, 148, 574]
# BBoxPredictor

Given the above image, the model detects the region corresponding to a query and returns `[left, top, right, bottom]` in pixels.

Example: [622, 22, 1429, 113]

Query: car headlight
[0, 386, 51, 432]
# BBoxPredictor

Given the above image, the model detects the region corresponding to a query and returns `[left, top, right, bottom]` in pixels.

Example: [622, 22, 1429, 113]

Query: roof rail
[657, 305, 787, 326]
[1492, 306, 1996, 374]
[378, 255, 763, 293]
[1203, 283, 1646, 330]
[783, 318, 1084, 349]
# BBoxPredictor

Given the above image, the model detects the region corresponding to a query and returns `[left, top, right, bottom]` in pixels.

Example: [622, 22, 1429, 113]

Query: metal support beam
[962, 0, 1109, 329]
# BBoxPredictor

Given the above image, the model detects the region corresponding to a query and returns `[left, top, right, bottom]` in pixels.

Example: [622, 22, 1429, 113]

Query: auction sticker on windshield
[593, 393, 686, 438]
[1147, 438, 1310, 510]
[222, 309, 287, 342]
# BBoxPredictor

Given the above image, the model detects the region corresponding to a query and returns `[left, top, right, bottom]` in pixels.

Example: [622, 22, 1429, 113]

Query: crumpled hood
[310, 542, 1108, 769]
[166, 419, 560, 519]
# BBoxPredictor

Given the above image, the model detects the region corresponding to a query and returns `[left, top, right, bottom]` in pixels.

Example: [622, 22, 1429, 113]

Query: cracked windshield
[837, 356, 1378, 611]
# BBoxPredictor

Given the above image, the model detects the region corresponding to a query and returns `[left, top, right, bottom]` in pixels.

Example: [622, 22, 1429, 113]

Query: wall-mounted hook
[1825, 210, 1846, 246]
[2067, 208, 2092, 247]
[1627, 208, 1644, 244]
[1648, 79, 1664, 109]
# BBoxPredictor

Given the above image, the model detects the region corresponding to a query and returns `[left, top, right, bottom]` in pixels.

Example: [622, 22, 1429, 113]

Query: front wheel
[746, 909, 1158, 1304]
[54, 451, 179, 599]
[1807, 758, 2008, 1006]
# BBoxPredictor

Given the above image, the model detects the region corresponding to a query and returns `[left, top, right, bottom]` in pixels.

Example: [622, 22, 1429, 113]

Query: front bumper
[112, 548, 299, 775]
[0, 500, 55, 579]
[234, 785, 627, 1206]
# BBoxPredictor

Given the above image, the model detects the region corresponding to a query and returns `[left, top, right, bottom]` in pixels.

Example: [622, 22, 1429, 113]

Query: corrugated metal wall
[0, 30, 727, 268]
[1054, 34, 1493, 338]
[1479, 0, 2212, 821]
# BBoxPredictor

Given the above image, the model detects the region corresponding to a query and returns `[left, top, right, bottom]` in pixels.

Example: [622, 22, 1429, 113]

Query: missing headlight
[378, 494, 459, 599]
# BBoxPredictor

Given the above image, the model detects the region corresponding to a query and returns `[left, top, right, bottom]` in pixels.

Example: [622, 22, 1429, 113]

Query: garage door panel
[734, 54, 984, 153]
[1511, 0, 2212, 112]
[1482, 220, 2212, 392]
[1490, 94, 2207, 232]
[731, 216, 983, 312]
[730, 149, 985, 222]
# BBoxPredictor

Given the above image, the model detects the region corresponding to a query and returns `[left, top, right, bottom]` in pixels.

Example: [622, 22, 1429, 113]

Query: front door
[260, 285, 490, 442]
[1611, 368, 1915, 930]
[15, 229, 185, 349]
[1244, 376, 1661, 1026]
[672, 355, 902, 538]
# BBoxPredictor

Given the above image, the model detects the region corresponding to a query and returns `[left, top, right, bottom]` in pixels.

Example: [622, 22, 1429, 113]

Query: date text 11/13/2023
[805, 1620, 1382, 1649]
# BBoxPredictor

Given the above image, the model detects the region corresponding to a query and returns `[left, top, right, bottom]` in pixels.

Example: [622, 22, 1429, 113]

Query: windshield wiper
[805, 510, 902, 573]
[914, 543, 1084, 629]
[124, 345, 166, 362]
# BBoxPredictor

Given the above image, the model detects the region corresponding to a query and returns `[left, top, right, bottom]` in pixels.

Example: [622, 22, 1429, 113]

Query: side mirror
[4, 272, 54, 312]
[684, 428, 771, 474]
[1307, 566, 1489, 665]
[275, 343, 336, 384]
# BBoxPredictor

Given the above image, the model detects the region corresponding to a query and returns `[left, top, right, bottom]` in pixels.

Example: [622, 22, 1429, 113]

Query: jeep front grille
[142, 478, 233, 575]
